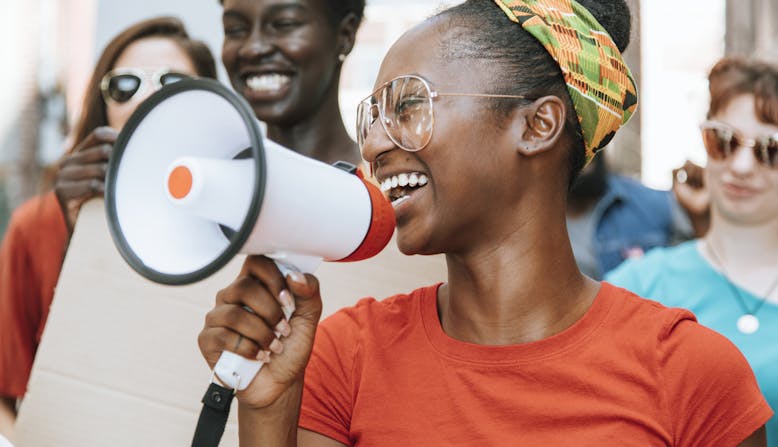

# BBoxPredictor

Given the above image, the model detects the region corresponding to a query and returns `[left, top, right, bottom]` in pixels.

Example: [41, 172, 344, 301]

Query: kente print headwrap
[493, 0, 638, 165]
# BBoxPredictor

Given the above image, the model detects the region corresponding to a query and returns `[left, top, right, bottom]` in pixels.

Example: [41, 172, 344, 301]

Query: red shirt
[0, 192, 68, 397]
[300, 283, 772, 446]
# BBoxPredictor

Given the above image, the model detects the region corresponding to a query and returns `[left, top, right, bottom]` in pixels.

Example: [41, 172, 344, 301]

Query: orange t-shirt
[300, 283, 773, 446]
[0, 191, 68, 397]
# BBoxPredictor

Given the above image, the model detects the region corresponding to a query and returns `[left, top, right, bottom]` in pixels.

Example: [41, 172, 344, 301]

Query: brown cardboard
[14, 199, 446, 446]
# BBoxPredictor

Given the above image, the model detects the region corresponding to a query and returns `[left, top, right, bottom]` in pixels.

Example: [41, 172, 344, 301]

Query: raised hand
[198, 255, 323, 409]
[54, 126, 118, 231]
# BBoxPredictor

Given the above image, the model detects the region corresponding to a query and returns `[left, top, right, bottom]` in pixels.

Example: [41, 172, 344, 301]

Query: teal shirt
[607, 240, 778, 445]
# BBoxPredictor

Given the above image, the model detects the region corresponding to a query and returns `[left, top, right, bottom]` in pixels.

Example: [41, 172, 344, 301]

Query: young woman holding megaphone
[198, 0, 771, 445]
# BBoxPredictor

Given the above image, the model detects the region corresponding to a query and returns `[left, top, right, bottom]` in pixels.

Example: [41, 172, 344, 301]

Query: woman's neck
[266, 119, 359, 166]
[704, 213, 778, 299]
[265, 87, 360, 166]
[706, 214, 778, 267]
[439, 210, 599, 346]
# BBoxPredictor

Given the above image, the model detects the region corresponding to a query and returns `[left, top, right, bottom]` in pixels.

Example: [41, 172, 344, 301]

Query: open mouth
[379, 172, 429, 207]
[243, 73, 292, 94]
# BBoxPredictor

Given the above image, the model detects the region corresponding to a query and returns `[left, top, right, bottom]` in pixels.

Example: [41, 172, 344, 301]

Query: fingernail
[288, 271, 307, 286]
[275, 319, 291, 338]
[256, 350, 271, 362]
[279, 290, 295, 319]
[269, 338, 284, 355]
[279, 289, 294, 309]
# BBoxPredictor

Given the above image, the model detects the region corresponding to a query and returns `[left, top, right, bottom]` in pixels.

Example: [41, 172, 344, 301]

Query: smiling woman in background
[0, 16, 216, 439]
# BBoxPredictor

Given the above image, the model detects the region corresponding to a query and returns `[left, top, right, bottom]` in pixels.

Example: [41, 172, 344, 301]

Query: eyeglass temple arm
[433, 92, 527, 99]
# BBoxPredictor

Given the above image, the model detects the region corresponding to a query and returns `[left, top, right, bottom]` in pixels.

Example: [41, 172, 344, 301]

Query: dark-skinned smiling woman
[199, 0, 772, 445]
[219, 0, 362, 166]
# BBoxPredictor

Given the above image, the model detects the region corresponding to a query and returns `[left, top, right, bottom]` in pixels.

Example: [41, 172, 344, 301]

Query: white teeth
[378, 172, 429, 194]
[246, 74, 291, 92]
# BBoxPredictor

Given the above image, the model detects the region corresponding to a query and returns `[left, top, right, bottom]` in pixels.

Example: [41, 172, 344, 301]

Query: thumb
[285, 271, 322, 322]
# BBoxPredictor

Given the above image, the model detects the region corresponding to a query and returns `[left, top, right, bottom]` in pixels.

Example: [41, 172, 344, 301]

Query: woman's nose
[360, 110, 396, 165]
[238, 28, 274, 60]
[729, 143, 759, 176]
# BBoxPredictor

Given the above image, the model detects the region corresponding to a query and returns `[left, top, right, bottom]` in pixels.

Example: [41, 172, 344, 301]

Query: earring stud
[338, 54, 347, 63]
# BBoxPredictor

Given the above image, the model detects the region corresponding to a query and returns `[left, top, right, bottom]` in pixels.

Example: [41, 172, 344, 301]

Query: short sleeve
[659, 317, 773, 447]
[0, 208, 39, 397]
[300, 304, 366, 445]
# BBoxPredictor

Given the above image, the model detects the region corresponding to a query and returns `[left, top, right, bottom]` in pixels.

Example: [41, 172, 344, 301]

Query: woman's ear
[336, 12, 360, 58]
[514, 96, 567, 157]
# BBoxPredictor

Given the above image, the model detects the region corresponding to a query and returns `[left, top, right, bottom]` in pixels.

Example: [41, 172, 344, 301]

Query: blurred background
[0, 0, 776, 238]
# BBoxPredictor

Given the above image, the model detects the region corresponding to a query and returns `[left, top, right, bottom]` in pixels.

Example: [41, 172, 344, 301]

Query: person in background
[198, 0, 770, 445]
[607, 56, 778, 445]
[219, 0, 363, 167]
[0, 16, 217, 439]
[566, 153, 696, 279]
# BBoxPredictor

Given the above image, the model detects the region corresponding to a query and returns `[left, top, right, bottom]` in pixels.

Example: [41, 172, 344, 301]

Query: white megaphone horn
[105, 78, 395, 390]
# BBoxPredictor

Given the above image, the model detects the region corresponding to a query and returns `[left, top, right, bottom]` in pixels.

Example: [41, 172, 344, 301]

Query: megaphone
[104, 78, 395, 390]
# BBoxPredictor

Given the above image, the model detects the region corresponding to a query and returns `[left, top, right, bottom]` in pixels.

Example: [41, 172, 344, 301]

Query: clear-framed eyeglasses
[357, 74, 527, 153]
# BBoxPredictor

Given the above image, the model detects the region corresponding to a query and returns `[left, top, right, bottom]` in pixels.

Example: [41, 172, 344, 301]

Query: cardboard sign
[14, 199, 446, 446]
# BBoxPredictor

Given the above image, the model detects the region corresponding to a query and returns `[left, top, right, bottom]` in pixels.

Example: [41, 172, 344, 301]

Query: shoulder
[609, 175, 670, 202]
[2, 192, 67, 257]
[608, 175, 674, 215]
[302, 285, 438, 441]
[605, 240, 699, 291]
[602, 282, 696, 339]
[318, 285, 433, 337]
[7, 192, 64, 235]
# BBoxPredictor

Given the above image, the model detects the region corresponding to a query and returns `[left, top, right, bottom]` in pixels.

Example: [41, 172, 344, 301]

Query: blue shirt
[607, 240, 778, 445]
[568, 175, 692, 280]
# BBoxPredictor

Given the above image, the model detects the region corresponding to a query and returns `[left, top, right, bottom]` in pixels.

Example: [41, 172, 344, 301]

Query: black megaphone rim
[105, 78, 266, 285]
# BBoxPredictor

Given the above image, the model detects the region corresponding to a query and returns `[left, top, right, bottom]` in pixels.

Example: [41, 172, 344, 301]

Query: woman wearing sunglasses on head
[608, 57, 778, 445]
[0, 16, 216, 438]
[198, 1, 771, 445]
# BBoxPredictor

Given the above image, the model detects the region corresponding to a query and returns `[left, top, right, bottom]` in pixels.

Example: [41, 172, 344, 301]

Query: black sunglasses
[100, 68, 191, 103]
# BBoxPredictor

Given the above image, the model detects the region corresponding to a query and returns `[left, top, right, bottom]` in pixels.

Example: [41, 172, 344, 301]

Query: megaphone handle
[212, 255, 322, 390]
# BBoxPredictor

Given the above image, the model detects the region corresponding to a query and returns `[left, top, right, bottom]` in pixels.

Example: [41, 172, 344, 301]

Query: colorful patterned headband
[493, 0, 638, 165]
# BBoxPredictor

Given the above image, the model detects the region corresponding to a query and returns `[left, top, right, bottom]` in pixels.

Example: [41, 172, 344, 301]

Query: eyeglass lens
[358, 76, 434, 152]
[107, 74, 142, 103]
[107, 71, 189, 104]
[702, 126, 778, 168]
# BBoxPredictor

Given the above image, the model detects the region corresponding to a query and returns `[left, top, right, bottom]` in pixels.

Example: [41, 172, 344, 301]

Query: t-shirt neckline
[419, 282, 616, 365]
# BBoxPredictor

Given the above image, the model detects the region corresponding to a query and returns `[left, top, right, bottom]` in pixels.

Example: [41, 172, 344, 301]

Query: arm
[235, 385, 347, 447]
[0, 396, 15, 440]
[736, 426, 766, 447]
